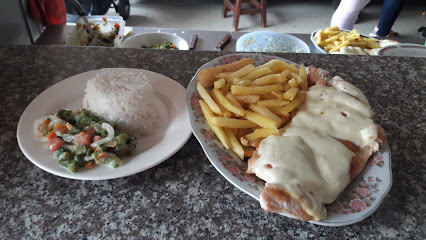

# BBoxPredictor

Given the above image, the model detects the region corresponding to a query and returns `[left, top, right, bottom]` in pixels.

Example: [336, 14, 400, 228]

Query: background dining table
[0, 45, 425, 239]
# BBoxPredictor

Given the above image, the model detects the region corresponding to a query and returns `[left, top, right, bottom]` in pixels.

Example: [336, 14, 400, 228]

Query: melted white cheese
[252, 83, 379, 220]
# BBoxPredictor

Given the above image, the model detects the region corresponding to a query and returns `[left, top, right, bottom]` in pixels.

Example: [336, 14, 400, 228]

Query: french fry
[211, 89, 232, 118]
[241, 128, 280, 146]
[258, 99, 290, 108]
[283, 87, 300, 101]
[250, 74, 279, 86]
[244, 111, 279, 129]
[271, 91, 285, 100]
[249, 104, 282, 127]
[242, 67, 272, 80]
[209, 117, 258, 128]
[224, 128, 244, 160]
[280, 90, 306, 115]
[213, 89, 245, 116]
[237, 79, 252, 87]
[197, 58, 255, 87]
[269, 107, 290, 119]
[230, 64, 256, 79]
[214, 78, 226, 89]
[225, 93, 243, 109]
[298, 64, 309, 90]
[282, 80, 291, 92]
[199, 100, 231, 149]
[288, 78, 299, 88]
[197, 82, 222, 115]
[231, 84, 283, 95]
[280, 69, 291, 79]
[234, 95, 260, 104]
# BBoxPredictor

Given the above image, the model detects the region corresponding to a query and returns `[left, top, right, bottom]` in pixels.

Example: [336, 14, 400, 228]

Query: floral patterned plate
[186, 53, 392, 226]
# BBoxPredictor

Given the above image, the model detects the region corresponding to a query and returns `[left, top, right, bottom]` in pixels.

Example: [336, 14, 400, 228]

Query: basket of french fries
[311, 26, 382, 55]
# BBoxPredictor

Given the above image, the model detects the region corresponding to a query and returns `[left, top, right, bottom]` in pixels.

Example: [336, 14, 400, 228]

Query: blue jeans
[376, 0, 405, 36]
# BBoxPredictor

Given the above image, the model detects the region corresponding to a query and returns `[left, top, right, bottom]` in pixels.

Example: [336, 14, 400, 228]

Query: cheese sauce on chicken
[250, 83, 379, 221]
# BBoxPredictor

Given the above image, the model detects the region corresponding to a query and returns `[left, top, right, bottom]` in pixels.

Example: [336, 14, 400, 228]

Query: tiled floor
[103, 0, 426, 40]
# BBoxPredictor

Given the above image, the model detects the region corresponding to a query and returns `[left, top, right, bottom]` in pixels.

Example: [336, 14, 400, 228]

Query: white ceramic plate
[186, 53, 392, 226]
[17, 68, 192, 180]
[378, 43, 426, 57]
[121, 32, 189, 50]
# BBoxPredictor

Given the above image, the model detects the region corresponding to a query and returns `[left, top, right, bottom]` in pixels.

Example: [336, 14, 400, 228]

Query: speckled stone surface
[0, 46, 425, 239]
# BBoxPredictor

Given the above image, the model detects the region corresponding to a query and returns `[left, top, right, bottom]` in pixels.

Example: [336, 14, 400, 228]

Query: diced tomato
[85, 161, 95, 169]
[84, 126, 96, 136]
[114, 23, 120, 29]
[48, 137, 65, 153]
[93, 135, 101, 142]
[98, 152, 108, 159]
[47, 130, 56, 140]
[74, 132, 92, 147]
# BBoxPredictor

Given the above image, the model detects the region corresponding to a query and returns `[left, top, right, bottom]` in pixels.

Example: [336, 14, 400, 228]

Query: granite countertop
[0, 46, 424, 239]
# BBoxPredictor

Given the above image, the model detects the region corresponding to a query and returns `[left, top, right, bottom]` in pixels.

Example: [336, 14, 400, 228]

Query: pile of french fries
[196, 58, 307, 160]
[315, 26, 381, 53]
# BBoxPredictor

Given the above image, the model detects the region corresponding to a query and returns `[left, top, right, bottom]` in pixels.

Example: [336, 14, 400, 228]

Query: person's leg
[330, 0, 371, 30]
[376, 0, 405, 36]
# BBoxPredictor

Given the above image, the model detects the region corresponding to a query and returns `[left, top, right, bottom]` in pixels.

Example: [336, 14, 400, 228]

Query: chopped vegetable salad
[34, 109, 137, 172]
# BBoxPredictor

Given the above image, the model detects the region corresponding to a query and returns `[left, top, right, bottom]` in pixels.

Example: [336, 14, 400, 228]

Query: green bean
[53, 148, 65, 159]
[59, 152, 71, 161]
[57, 109, 72, 122]
[85, 148, 93, 156]
[80, 117, 92, 126]
[116, 134, 128, 144]
[67, 127, 80, 135]
[59, 159, 77, 172]
[90, 114, 100, 121]
[75, 145, 87, 155]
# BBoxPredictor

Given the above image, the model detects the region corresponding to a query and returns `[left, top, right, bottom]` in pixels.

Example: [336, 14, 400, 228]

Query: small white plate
[186, 53, 392, 226]
[17, 68, 192, 180]
[378, 43, 426, 57]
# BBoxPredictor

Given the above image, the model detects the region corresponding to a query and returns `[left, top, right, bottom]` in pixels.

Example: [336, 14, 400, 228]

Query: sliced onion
[47, 114, 64, 128]
[84, 156, 94, 161]
[62, 144, 75, 151]
[91, 122, 115, 147]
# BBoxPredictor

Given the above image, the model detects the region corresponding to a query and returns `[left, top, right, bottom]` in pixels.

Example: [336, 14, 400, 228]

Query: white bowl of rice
[83, 71, 160, 135]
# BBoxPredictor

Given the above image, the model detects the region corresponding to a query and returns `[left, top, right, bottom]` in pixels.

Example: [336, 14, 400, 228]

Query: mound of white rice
[83, 71, 160, 135]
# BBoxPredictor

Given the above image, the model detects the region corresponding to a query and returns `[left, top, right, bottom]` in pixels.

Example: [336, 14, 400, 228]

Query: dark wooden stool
[222, 0, 266, 31]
